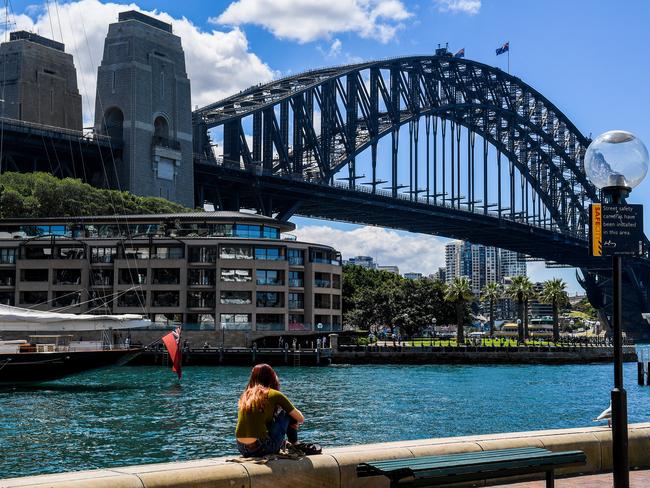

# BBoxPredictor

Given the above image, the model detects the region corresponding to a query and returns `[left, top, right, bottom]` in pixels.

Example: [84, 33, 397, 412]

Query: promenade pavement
[493, 470, 650, 487]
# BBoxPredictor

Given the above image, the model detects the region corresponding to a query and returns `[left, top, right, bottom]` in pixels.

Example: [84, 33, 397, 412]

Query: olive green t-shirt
[235, 388, 296, 439]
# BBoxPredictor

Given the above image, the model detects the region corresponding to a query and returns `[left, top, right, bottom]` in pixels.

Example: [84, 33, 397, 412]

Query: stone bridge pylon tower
[94, 10, 193, 207]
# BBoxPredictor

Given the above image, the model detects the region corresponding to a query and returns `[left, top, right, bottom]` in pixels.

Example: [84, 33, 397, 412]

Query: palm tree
[444, 277, 473, 345]
[506, 275, 536, 343]
[540, 278, 569, 342]
[482, 282, 501, 337]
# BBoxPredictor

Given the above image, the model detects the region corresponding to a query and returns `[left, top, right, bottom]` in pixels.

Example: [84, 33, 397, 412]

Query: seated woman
[236, 363, 321, 457]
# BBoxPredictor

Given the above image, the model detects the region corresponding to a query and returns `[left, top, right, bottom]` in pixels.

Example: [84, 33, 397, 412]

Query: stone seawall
[3, 423, 650, 488]
[332, 345, 638, 365]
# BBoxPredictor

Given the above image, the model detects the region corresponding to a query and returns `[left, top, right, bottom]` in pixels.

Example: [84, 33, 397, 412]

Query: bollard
[638, 361, 645, 386]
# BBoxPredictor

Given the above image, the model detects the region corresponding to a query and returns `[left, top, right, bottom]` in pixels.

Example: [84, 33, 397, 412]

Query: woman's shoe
[294, 442, 322, 455]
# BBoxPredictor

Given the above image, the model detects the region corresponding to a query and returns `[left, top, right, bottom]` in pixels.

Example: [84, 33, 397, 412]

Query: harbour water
[1, 362, 649, 479]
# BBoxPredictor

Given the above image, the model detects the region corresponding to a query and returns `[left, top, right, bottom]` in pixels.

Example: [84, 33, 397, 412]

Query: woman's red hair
[238, 363, 280, 412]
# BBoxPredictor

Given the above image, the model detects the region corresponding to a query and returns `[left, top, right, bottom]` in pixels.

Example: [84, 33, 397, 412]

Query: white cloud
[293, 224, 447, 275]
[214, 0, 411, 44]
[327, 38, 342, 58]
[6, 0, 274, 124]
[434, 0, 481, 15]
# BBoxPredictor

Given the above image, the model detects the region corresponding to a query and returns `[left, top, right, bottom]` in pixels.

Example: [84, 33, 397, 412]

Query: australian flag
[496, 42, 509, 56]
[454, 48, 465, 59]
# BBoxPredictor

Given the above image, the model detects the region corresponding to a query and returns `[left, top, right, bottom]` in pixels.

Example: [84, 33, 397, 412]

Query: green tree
[482, 282, 502, 337]
[506, 276, 536, 343]
[540, 278, 569, 342]
[444, 277, 473, 344]
[0, 172, 191, 218]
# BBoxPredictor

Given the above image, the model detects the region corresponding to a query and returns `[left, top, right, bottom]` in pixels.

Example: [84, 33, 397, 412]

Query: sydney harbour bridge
[0, 27, 648, 336]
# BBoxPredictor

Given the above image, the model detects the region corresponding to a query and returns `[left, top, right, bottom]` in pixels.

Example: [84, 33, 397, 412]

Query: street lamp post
[585, 130, 649, 488]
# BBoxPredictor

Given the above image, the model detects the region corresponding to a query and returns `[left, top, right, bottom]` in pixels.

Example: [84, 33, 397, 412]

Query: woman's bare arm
[289, 408, 305, 424]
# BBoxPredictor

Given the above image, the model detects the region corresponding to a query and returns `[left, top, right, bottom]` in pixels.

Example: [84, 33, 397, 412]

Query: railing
[256, 278, 284, 286]
[314, 279, 330, 288]
[0, 116, 114, 144]
[288, 257, 304, 266]
[289, 322, 312, 331]
[256, 323, 285, 331]
[288, 301, 304, 310]
[221, 322, 252, 331]
[288, 279, 304, 287]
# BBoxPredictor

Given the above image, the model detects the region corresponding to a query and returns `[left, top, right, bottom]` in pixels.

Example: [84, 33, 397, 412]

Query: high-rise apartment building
[445, 241, 527, 295]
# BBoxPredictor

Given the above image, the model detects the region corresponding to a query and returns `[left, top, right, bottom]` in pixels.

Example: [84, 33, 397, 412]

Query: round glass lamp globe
[584, 130, 649, 189]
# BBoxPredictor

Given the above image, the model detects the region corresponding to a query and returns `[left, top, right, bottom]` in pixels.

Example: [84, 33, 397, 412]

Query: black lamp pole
[605, 185, 630, 488]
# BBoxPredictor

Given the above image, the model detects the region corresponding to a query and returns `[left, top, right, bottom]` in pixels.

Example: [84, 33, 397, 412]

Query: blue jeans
[237, 411, 298, 457]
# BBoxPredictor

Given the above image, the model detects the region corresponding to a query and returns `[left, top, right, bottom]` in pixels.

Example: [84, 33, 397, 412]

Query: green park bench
[356, 447, 586, 487]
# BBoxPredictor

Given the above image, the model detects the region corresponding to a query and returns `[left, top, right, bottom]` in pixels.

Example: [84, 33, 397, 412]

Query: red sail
[162, 327, 182, 379]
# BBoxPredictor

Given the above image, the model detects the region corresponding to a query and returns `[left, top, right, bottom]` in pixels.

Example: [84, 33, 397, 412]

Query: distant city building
[431, 267, 446, 282]
[529, 282, 553, 318]
[344, 256, 377, 269]
[445, 241, 527, 295]
[377, 265, 400, 274]
[404, 272, 423, 280]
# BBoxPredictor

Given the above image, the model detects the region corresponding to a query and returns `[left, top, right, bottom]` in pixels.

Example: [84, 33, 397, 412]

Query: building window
[288, 292, 304, 310]
[220, 291, 252, 305]
[152, 291, 179, 307]
[152, 268, 180, 285]
[256, 292, 284, 308]
[54, 269, 81, 285]
[118, 268, 147, 285]
[188, 269, 215, 286]
[118, 290, 145, 308]
[152, 246, 184, 259]
[332, 295, 341, 310]
[23, 246, 53, 260]
[220, 246, 253, 260]
[0, 248, 16, 264]
[0, 270, 14, 286]
[314, 293, 331, 309]
[91, 247, 116, 263]
[187, 291, 215, 308]
[220, 268, 252, 283]
[123, 247, 150, 259]
[22, 269, 48, 282]
[289, 314, 307, 331]
[263, 226, 280, 239]
[0, 292, 14, 306]
[53, 291, 80, 308]
[314, 272, 331, 288]
[256, 269, 283, 286]
[21, 291, 48, 305]
[288, 271, 304, 287]
[188, 246, 218, 263]
[220, 313, 252, 330]
[332, 274, 341, 289]
[57, 247, 84, 259]
[288, 248, 304, 265]
[234, 224, 262, 238]
[255, 247, 285, 261]
[256, 313, 285, 331]
[91, 269, 113, 286]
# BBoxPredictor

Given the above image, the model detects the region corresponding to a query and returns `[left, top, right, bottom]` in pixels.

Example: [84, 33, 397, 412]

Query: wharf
[131, 347, 333, 367]
[130, 343, 637, 367]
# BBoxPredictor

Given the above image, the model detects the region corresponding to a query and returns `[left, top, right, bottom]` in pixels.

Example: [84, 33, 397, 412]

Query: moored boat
[0, 304, 150, 385]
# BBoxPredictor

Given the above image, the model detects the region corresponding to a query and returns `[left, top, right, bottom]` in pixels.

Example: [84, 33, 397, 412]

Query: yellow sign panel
[591, 203, 602, 257]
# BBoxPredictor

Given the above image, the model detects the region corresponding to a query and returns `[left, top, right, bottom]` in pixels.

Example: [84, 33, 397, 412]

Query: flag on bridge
[454, 48, 465, 58]
[496, 42, 509, 56]
[162, 326, 182, 379]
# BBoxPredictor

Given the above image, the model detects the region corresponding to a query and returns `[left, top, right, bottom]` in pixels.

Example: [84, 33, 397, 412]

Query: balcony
[288, 256, 304, 266]
[220, 322, 252, 331]
[256, 278, 284, 286]
[288, 300, 304, 310]
[314, 279, 330, 288]
[288, 278, 304, 287]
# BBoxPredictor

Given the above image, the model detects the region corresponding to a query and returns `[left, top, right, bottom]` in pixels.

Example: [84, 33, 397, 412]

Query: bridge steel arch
[192, 54, 650, 338]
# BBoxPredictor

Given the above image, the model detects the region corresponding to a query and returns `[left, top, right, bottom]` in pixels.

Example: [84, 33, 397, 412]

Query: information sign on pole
[590, 203, 644, 256]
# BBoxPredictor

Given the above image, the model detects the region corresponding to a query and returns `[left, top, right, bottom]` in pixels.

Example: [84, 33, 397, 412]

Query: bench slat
[356, 448, 586, 483]
[360, 447, 549, 472]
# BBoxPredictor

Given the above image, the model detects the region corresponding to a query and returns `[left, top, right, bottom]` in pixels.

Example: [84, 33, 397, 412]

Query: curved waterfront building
[0, 212, 342, 346]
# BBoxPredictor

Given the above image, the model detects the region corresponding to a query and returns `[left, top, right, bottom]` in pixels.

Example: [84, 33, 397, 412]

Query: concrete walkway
[493, 470, 650, 487]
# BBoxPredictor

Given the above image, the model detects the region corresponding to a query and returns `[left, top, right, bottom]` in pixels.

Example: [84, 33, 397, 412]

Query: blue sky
[6, 0, 650, 291]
